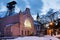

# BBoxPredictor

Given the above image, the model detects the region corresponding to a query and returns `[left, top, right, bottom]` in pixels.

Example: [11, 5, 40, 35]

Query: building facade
[0, 8, 35, 37]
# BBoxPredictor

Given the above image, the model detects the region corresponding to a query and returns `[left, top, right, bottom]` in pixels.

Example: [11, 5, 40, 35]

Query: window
[25, 31, 26, 35]
[24, 19, 32, 28]
[22, 30, 23, 35]
[28, 31, 29, 35]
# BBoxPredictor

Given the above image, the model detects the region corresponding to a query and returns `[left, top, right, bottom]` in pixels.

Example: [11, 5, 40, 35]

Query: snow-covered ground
[5, 35, 60, 40]
[54, 35, 60, 37]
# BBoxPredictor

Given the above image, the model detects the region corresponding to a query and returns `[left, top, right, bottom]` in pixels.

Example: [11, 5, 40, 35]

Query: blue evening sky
[0, 0, 60, 20]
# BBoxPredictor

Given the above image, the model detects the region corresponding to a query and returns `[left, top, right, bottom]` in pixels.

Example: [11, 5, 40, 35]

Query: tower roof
[36, 13, 40, 19]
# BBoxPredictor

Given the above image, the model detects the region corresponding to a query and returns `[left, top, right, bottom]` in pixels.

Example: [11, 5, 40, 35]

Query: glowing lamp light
[24, 19, 32, 28]
[49, 22, 53, 25]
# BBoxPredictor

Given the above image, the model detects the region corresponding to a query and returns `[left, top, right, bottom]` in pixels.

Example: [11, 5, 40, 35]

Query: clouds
[29, 0, 43, 15]
[0, 0, 60, 19]
[22, 0, 30, 8]
[9, 0, 17, 2]
[41, 0, 60, 15]
[32, 15, 37, 20]
[0, 3, 7, 12]
[15, 5, 20, 13]
[0, 0, 43, 15]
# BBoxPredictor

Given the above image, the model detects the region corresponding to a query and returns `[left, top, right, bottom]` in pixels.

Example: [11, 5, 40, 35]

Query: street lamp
[49, 22, 55, 29]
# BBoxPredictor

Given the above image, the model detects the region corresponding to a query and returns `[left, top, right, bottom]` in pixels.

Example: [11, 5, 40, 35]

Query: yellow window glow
[24, 19, 31, 28]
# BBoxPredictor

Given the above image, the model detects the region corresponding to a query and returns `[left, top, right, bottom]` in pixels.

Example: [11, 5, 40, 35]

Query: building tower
[36, 13, 40, 23]
[36, 13, 41, 36]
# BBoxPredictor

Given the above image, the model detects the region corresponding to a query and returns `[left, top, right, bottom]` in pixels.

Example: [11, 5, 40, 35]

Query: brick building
[0, 8, 35, 37]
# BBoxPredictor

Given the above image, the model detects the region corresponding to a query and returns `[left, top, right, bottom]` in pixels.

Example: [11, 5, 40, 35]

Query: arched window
[22, 30, 23, 35]
[28, 31, 29, 35]
[24, 19, 32, 28]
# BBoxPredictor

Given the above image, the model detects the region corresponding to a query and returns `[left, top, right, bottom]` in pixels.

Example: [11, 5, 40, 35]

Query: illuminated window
[24, 19, 31, 28]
